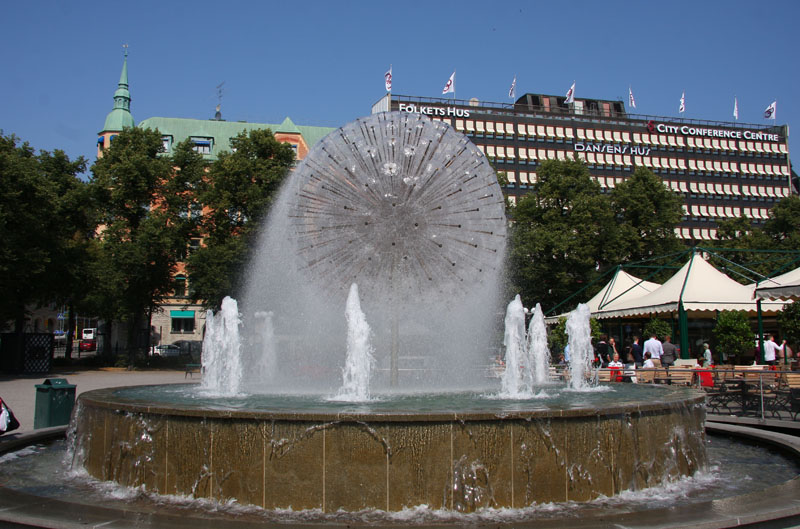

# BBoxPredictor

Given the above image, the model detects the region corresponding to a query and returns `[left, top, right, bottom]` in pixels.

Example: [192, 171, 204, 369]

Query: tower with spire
[98, 45, 134, 157]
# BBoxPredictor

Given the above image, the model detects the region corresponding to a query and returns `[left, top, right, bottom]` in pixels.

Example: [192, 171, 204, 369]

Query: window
[162, 136, 173, 153]
[172, 275, 187, 297]
[171, 313, 195, 333]
[191, 137, 213, 154]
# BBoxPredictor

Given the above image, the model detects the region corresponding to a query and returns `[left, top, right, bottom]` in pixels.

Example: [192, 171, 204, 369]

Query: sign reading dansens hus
[648, 121, 780, 142]
[574, 143, 651, 155]
[398, 103, 471, 118]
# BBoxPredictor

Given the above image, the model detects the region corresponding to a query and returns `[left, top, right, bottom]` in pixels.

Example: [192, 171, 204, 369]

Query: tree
[609, 167, 684, 281]
[713, 310, 753, 363]
[187, 128, 295, 309]
[0, 133, 89, 348]
[36, 148, 94, 358]
[89, 127, 193, 364]
[763, 195, 800, 249]
[643, 318, 671, 342]
[508, 158, 619, 311]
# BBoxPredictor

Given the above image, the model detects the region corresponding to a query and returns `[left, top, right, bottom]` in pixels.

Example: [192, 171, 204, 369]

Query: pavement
[0, 367, 193, 435]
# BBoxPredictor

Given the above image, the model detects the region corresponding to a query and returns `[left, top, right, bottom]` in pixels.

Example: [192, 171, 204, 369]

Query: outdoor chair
[667, 367, 694, 386]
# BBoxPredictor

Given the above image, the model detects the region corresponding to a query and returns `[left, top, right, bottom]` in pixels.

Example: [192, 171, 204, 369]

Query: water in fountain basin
[201, 296, 243, 396]
[527, 303, 551, 387]
[333, 283, 375, 401]
[566, 303, 594, 391]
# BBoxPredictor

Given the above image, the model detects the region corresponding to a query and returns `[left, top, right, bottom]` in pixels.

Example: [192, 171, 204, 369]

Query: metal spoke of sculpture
[288, 111, 506, 300]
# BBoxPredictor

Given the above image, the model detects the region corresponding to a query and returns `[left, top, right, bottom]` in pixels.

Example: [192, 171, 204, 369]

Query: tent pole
[679, 302, 689, 359]
[757, 299, 765, 364]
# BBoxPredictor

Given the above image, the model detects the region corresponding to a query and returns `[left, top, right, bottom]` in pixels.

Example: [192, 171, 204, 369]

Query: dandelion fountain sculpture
[73, 112, 707, 514]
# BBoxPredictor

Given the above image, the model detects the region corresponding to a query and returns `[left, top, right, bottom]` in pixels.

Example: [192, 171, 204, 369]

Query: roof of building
[101, 53, 134, 133]
[138, 116, 335, 159]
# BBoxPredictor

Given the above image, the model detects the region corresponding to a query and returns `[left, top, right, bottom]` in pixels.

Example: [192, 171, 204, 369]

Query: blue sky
[1, 0, 797, 176]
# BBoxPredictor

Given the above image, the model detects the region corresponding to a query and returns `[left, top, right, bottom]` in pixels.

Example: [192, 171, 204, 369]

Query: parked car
[82, 328, 97, 340]
[79, 339, 96, 352]
[151, 344, 181, 357]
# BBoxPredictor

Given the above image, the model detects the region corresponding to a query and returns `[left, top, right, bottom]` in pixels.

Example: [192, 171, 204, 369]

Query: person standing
[661, 335, 678, 367]
[762, 334, 786, 366]
[702, 343, 713, 367]
[643, 333, 664, 366]
[629, 336, 644, 367]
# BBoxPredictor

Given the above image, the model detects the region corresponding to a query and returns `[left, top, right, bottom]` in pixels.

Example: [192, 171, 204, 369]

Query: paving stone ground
[0, 367, 193, 434]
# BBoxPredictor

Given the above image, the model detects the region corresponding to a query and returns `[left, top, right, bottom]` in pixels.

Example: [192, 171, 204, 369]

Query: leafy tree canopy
[609, 167, 684, 281]
[508, 158, 619, 310]
[187, 128, 295, 309]
[0, 132, 89, 327]
[89, 127, 192, 358]
[712, 310, 753, 362]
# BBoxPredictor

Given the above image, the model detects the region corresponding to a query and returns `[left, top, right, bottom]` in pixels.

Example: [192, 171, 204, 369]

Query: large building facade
[373, 93, 795, 242]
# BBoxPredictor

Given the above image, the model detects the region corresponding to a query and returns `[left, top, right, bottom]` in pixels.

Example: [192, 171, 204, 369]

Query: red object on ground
[695, 369, 713, 387]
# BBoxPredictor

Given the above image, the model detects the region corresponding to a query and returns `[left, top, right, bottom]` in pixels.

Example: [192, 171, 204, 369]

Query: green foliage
[778, 302, 800, 352]
[609, 167, 684, 282]
[713, 195, 800, 283]
[0, 132, 89, 327]
[187, 128, 295, 309]
[508, 158, 619, 310]
[712, 311, 753, 362]
[89, 127, 190, 360]
[643, 318, 671, 341]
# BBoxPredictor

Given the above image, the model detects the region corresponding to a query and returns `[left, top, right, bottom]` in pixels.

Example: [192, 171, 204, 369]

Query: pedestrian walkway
[0, 367, 192, 434]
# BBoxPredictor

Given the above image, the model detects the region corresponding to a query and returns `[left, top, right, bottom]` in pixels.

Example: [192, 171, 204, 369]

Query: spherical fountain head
[287, 111, 507, 303]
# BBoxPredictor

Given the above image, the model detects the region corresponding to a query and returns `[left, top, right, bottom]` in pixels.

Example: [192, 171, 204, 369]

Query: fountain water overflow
[71, 112, 707, 513]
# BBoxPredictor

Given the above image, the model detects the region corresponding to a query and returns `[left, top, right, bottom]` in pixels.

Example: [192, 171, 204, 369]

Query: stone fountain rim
[0, 423, 798, 529]
[76, 383, 707, 422]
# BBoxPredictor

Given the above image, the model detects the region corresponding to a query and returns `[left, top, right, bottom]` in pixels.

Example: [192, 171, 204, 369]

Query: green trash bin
[34, 378, 76, 429]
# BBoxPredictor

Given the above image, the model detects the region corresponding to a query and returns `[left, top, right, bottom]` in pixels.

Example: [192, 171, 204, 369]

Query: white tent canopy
[593, 253, 789, 319]
[754, 265, 800, 301]
[546, 269, 660, 323]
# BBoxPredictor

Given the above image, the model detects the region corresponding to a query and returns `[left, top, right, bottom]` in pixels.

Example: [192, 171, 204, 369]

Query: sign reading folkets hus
[398, 103, 471, 118]
[649, 121, 780, 142]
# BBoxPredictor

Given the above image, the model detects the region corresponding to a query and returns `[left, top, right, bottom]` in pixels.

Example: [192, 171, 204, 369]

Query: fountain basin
[73, 384, 707, 513]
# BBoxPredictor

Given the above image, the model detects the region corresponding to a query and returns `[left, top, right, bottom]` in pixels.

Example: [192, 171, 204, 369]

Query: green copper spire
[101, 45, 134, 133]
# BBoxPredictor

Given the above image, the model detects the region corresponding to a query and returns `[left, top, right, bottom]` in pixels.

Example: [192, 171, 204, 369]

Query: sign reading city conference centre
[648, 121, 780, 142]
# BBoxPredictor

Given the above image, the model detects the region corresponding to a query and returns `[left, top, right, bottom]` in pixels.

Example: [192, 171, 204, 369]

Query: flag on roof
[679, 91, 685, 114]
[442, 71, 455, 95]
[628, 86, 636, 109]
[565, 82, 575, 104]
[733, 96, 739, 120]
[509, 75, 516, 99]
[764, 100, 777, 120]
[384, 66, 392, 92]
